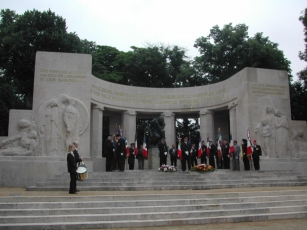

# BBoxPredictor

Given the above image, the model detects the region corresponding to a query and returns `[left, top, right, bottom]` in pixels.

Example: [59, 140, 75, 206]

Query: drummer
[72, 141, 83, 192]
[67, 144, 77, 194]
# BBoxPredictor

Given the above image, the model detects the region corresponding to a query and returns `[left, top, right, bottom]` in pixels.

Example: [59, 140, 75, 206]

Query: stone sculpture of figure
[289, 129, 304, 158]
[275, 110, 289, 158]
[63, 98, 80, 148]
[0, 130, 38, 156]
[148, 116, 166, 146]
[260, 119, 271, 157]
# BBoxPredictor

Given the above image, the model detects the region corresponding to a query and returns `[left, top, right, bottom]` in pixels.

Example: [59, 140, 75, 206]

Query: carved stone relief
[255, 106, 306, 158]
[0, 119, 38, 156]
[33, 94, 89, 156]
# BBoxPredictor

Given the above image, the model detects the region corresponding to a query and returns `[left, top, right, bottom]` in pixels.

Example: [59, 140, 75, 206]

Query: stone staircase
[0, 188, 307, 229]
[26, 170, 307, 191]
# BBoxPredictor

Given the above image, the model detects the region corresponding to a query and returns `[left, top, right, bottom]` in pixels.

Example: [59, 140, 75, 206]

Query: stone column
[162, 111, 175, 147]
[122, 110, 137, 143]
[122, 110, 137, 170]
[199, 109, 214, 141]
[91, 105, 104, 158]
[228, 102, 237, 140]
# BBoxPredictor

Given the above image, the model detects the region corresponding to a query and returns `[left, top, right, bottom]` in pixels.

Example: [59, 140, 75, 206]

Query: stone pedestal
[148, 148, 159, 170]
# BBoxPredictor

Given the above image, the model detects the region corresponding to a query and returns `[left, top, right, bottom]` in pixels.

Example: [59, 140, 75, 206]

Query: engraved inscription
[251, 84, 286, 96]
[91, 84, 226, 105]
[38, 68, 86, 83]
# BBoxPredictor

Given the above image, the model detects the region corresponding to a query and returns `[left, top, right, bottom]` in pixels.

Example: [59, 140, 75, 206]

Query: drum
[76, 165, 88, 181]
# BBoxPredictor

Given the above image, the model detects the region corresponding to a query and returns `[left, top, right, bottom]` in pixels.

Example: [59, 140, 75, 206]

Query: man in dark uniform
[158, 138, 168, 166]
[67, 144, 77, 194]
[128, 143, 136, 170]
[115, 134, 126, 172]
[169, 144, 177, 167]
[200, 141, 207, 164]
[208, 140, 216, 168]
[181, 136, 192, 171]
[190, 143, 198, 167]
[252, 140, 262, 170]
[222, 139, 230, 169]
[104, 135, 114, 172]
[242, 139, 250, 170]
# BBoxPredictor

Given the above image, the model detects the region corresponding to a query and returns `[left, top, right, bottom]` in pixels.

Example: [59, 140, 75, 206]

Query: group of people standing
[158, 136, 262, 172]
[104, 134, 147, 171]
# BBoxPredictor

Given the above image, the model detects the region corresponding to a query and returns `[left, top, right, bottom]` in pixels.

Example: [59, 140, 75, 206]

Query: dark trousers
[118, 156, 125, 171]
[223, 155, 230, 169]
[138, 159, 144, 170]
[69, 172, 77, 193]
[200, 155, 207, 164]
[217, 157, 223, 169]
[209, 157, 215, 168]
[170, 156, 177, 167]
[191, 157, 198, 167]
[160, 155, 167, 166]
[243, 156, 250, 170]
[129, 163, 134, 170]
[253, 157, 260, 170]
[181, 155, 191, 171]
[106, 156, 113, 171]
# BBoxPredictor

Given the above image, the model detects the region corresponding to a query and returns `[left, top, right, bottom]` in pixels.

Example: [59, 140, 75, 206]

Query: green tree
[0, 9, 94, 135]
[176, 118, 200, 144]
[291, 8, 307, 121]
[193, 23, 292, 84]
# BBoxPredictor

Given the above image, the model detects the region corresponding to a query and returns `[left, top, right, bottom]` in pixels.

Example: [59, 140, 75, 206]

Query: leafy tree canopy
[193, 23, 292, 84]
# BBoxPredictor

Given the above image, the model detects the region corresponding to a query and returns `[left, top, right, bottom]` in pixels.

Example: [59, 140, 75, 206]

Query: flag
[124, 132, 129, 156]
[134, 133, 138, 155]
[177, 136, 182, 160]
[247, 128, 253, 157]
[197, 136, 202, 158]
[229, 133, 234, 157]
[206, 135, 210, 157]
[143, 136, 148, 159]
[217, 128, 222, 159]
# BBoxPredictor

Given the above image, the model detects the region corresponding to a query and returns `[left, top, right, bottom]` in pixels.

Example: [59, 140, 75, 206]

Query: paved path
[1, 186, 307, 230]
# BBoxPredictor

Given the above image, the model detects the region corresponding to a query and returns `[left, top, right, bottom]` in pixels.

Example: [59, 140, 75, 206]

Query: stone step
[1, 211, 306, 230]
[2, 189, 307, 202]
[1, 189, 306, 229]
[1, 205, 307, 224]
[1, 199, 307, 216]
[27, 181, 307, 191]
[1, 194, 306, 209]
[35, 178, 307, 187]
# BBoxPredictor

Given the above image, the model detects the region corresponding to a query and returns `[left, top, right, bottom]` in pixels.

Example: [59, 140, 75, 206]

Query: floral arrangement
[190, 164, 215, 172]
[158, 164, 177, 172]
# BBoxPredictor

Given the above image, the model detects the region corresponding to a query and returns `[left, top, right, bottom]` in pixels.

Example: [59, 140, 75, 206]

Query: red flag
[229, 134, 234, 157]
[143, 137, 148, 159]
[247, 128, 253, 157]
[177, 137, 182, 160]
[134, 133, 138, 155]
[197, 137, 202, 158]
[217, 129, 222, 158]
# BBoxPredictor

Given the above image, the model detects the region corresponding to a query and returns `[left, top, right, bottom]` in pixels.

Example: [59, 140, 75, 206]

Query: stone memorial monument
[0, 51, 306, 187]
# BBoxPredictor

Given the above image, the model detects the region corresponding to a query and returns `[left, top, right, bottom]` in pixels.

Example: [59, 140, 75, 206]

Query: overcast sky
[1, 0, 306, 81]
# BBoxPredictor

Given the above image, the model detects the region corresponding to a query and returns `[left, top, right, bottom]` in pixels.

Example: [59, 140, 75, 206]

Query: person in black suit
[169, 144, 177, 167]
[104, 135, 114, 172]
[190, 143, 198, 167]
[181, 136, 192, 171]
[115, 134, 126, 172]
[67, 144, 77, 194]
[208, 140, 216, 168]
[72, 141, 83, 192]
[158, 138, 168, 166]
[242, 139, 250, 170]
[252, 140, 262, 170]
[200, 141, 207, 164]
[128, 143, 136, 170]
[222, 139, 230, 169]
